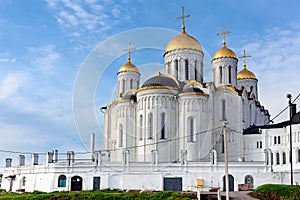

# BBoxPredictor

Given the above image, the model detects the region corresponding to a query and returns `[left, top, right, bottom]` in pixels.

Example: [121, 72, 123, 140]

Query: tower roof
[165, 6, 202, 54]
[141, 73, 179, 89]
[237, 66, 256, 80]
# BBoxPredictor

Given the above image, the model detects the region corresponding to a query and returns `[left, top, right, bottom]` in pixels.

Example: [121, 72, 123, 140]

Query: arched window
[161, 113, 166, 139]
[221, 99, 226, 121]
[175, 60, 179, 77]
[278, 136, 281, 144]
[130, 79, 133, 89]
[139, 115, 143, 140]
[219, 66, 222, 83]
[244, 175, 254, 189]
[228, 66, 231, 84]
[148, 113, 153, 139]
[188, 118, 194, 142]
[58, 175, 66, 187]
[274, 136, 277, 145]
[194, 60, 197, 80]
[283, 152, 286, 164]
[276, 152, 280, 165]
[119, 124, 123, 147]
[185, 59, 189, 80]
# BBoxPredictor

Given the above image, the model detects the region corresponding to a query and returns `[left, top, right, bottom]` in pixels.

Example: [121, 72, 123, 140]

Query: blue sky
[0, 0, 299, 166]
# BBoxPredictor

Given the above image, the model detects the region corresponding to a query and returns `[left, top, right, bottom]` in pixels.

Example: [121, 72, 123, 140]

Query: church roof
[165, 29, 202, 54]
[212, 45, 236, 60]
[237, 65, 257, 80]
[118, 60, 139, 74]
[141, 73, 179, 89]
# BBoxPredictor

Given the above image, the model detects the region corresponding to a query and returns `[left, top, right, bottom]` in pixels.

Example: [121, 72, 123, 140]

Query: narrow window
[221, 99, 226, 121]
[175, 60, 178, 76]
[149, 113, 153, 139]
[22, 177, 26, 186]
[278, 136, 281, 144]
[256, 141, 259, 149]
[130, 79, 133, 89]
[185, 59, 189, 80]
[122, 79, 125, 94]
[298, 149, 300, 162]
[58, 175, 66, 187]
[195, 60, 197, 80]
[276, 152, 280, 165]
[219, 66, 222, 83]
[283, 152, 286, 164]
[188, 118, 194, 142]
[228, 66, 232, 84]
[139, 115, 143, 140]
[119, 124, 123, 147]
[260, 141, 262, 148]
[271, 153, 273, 165]
[161, 113, 166, 139]
[274, 136, 277, 145]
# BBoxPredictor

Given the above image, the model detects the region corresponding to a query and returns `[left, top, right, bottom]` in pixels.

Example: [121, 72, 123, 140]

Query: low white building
[1, 8, 299, 193]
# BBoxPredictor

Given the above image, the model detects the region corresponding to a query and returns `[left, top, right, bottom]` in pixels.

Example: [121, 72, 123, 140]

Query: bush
[251, 184, 300, 200]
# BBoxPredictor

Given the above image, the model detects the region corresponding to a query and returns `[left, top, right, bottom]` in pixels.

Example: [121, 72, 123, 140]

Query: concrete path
[222, 191, 259, 200]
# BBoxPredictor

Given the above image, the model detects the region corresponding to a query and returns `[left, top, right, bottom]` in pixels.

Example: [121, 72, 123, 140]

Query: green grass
[251, 184, 300, 200]
[0, 190, 197, 200]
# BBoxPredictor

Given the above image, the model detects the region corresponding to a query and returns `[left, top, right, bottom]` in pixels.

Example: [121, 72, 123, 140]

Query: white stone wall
[117, 71, 140, 97]
[212, 58, 238, 87]
[164, 49, 204, 83]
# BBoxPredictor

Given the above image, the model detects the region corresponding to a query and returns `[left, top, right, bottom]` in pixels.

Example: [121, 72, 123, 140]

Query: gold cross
[177, 6, 190, 32]
[123, 42, 136, 61]
[238, 50, 251, 68]
[153, 62, 164, 73]
[217, 25, 231, 46]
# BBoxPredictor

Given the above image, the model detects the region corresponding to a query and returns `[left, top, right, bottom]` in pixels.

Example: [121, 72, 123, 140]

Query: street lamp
[287, 94, 293, 185]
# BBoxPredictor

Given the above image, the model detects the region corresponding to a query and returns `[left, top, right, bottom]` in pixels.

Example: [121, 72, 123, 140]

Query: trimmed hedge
[251, 184, 300, 200]
[0, 190, 197, 200]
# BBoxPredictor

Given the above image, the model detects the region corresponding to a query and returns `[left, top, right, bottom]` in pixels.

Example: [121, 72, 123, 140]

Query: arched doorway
[71, 176, 82, 191]
[244, 175, 254, 189]
[223, 174, 234, 191]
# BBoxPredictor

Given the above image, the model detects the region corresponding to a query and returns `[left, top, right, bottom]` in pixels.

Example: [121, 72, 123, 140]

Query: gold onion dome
[118, 60, 139, 73]
[213, 43, 236, 60]
[237, 65, 256, 80]
[165, 28, 202, 54]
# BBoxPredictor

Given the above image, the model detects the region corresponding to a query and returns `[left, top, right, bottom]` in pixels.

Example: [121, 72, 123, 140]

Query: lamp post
[287, 94, 293, 185]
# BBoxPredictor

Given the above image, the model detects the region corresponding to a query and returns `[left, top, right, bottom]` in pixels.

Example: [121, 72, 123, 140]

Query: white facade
[1, 19, 299, 193]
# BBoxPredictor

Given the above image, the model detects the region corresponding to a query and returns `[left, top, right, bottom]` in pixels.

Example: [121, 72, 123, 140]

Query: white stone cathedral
[103, 22, 270, 164]
[1, 8, 300, 193]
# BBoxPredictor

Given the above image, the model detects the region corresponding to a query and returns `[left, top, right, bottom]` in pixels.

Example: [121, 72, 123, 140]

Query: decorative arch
[71, 176, 83, 191]
[58, 175, 66, 187]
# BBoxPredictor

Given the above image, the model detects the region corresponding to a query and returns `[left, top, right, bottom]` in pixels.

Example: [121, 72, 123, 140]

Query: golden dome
[213, 45, 236, 60]
[237, 66, 256, 80]
[118, 60, 139, 73]
[165, 30, 202, 54]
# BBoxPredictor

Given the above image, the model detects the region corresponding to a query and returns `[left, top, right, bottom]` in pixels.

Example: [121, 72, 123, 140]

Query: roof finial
[153, 62, 164, 74]
[217, 25, 231, 46]
[123, 42, 136, 62]
[238, 49, 252, 69]
[177, 6, 190, 33]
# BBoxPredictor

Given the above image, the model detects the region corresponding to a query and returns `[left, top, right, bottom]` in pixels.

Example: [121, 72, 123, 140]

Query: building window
[161, 113, 166, 139]
[298, 149, 300, 162]
[185, 59, 189, 80]
[274, 136, 277, 145]
[228, 66, 231, 84]
[188, 118, 194, 142]
[256, 141, 259, 149]
[219, 66, 222, 83]
[283, 152, 286, 164]
[271, 153, 273, 165]
[130, 79, 133, 89]
[122, 79, 125, 94]
[244, 175, 254, 189]
[139, 115, 143, 140]
[278, 136, 281, 144]
[276, 152, 280, 165]
[119, 124, 123, 147]
[195, 60, 197, 80]
[260, 141, 262, 149]
[175, 60, 178, 77]
[58, 175, 66, 187]
[148, 113, 153, 139]
[221, 99, 226, 121]
[22, 177, 26, 186]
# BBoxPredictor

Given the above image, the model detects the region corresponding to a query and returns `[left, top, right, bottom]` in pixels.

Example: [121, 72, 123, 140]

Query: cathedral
[1, 8, 299, 193]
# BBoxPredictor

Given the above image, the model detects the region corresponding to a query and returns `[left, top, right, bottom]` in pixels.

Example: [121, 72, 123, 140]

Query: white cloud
[0, 72, 29, 101]
[31, 45, 60, 74]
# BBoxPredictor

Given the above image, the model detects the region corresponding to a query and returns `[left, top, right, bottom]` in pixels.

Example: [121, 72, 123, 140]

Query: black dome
[183, 86, 203, 93]
[142, 73, 178, 89]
